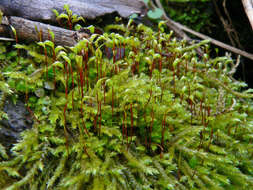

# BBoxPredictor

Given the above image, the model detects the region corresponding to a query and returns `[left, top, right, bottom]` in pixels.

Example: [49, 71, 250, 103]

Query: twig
[152, 0, 206, 55]
[174, 19, 253, 61]
[154, 0, 253, 61]
[212, 0, 236, 47]
[185, 63, 253, 99]
[0, 37, 15, 41]
[228, 55, 241, 76]
[203, 74, 253, 98]
[242, 0, 253, 30]
[222, 0, 242, 49]
[221, 0, 245, 80]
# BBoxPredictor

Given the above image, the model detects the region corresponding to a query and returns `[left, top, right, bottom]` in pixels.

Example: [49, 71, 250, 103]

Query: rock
[0, 100, 33, 152]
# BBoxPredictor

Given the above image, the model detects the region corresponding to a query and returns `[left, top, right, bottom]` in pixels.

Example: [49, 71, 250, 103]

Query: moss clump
[0, 20, 252, 190]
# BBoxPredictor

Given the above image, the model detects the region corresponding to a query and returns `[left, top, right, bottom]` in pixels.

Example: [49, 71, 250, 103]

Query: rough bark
[0, 0, 146, 22]
[1, 16, 77, 46]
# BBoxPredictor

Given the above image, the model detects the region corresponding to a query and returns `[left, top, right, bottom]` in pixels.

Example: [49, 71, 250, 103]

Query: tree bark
[0, 16, 77, 46]
[0, 0, 146, 22]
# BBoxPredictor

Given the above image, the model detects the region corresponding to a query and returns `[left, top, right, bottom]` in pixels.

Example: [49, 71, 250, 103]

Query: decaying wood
[0, 0, 146, 22]
[0, 16, 78, 46]
[242, 0, 253, 30]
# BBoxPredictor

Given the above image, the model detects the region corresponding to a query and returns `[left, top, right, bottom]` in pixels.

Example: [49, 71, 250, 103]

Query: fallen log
[0, 0, 146, 22]
[0, 16, 79, 46]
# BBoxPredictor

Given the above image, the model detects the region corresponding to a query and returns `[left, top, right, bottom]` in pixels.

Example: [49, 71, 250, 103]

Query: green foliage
[147, 8, 164, 20]
[0, 17, 252, 190]
[162, 0, 213, 33]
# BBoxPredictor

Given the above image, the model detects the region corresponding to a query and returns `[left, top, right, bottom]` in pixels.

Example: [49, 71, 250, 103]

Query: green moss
[0, 19, 252, 190]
